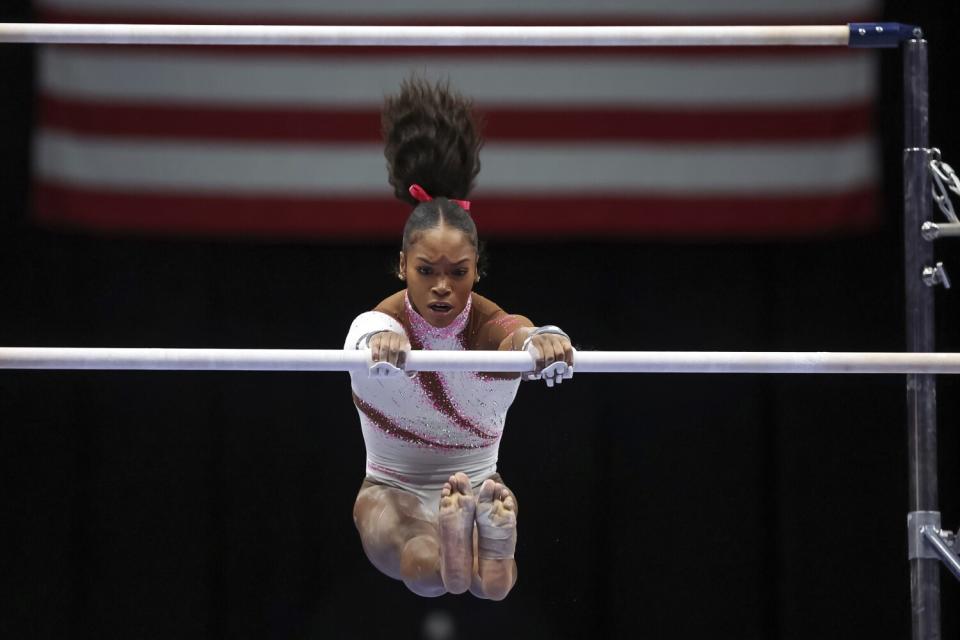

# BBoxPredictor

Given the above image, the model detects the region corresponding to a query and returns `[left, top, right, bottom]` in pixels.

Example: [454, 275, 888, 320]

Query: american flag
[32, 0, 881, 239]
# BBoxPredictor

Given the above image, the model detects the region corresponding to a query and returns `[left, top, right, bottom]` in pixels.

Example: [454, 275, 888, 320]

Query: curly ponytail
[382, 76, 485, 263]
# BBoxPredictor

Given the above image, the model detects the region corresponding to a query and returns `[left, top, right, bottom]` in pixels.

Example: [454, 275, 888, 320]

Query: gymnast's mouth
[427, 302, 453, 313]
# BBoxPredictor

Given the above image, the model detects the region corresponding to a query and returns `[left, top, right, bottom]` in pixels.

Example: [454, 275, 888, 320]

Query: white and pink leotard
[345, 291, 528, 512]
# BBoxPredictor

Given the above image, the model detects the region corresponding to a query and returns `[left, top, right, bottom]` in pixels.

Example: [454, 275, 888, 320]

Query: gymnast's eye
[416, 266, 432, 275]
[453, 268, 468, 277]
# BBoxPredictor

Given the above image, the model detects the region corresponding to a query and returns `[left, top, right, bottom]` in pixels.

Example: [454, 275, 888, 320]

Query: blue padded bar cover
[849, 23, 919, 48]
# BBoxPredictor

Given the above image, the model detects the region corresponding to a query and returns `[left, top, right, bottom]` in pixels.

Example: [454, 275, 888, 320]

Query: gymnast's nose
[432, 278, 451, 296]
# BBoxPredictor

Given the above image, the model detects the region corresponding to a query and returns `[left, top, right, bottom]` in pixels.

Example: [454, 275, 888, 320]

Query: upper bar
[3, 347, 960, 374]
[0, 23, 854, 47]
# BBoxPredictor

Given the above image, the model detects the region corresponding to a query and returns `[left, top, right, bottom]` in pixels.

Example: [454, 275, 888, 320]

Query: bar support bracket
[908, 511, 960, 581]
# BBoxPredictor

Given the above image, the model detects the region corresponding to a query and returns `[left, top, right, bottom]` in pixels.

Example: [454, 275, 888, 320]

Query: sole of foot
[438, 472, 476, 594]
[475, 479, 517, 561]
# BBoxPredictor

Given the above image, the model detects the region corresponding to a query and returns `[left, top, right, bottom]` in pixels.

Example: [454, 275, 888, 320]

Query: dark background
[2, 2, 959, 638]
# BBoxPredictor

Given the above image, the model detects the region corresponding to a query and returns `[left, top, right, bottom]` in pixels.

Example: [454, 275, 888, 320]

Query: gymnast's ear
[398, 251, 406, 281]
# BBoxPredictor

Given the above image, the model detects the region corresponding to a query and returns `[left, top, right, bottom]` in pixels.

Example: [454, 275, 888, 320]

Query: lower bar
[4, 347, 960, 374]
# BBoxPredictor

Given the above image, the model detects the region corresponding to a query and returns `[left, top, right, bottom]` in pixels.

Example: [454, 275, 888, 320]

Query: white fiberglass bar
[0, 24, 850, 47]
[2, 347, 960, 374]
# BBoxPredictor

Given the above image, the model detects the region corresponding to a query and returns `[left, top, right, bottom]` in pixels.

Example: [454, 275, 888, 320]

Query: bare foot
[438, 472, 476, 594]
[475, 479, 517, 561]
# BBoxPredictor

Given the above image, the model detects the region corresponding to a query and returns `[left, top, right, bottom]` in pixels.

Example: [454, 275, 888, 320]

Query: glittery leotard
[345, 291, 530, 512]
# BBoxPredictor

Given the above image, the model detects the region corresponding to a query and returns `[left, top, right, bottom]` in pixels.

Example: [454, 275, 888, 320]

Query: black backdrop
[2, 2, 959, 638]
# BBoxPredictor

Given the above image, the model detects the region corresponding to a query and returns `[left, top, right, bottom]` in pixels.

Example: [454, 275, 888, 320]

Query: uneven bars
[2, 347, 960, 374]
[0, 23, 915, 48]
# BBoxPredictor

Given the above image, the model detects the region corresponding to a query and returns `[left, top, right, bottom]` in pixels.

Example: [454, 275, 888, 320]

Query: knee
[401, 535, 440, 580]
[353, 490, 380, 530]
[401, 535, 444, 596]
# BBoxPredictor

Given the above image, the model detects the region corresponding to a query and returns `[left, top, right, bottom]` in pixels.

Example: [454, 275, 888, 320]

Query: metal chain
[928, 148, 960, 223]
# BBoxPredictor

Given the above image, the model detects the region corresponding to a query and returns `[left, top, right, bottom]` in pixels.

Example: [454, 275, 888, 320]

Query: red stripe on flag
[33, 182, 878, 239]
[39, 97, 873, 143]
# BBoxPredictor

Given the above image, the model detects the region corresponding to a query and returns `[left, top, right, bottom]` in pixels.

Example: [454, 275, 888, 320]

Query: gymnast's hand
[521, 328, 575, 387]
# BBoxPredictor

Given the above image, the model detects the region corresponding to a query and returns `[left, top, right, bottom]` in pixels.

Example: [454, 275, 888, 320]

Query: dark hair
[382, 76, 486, 273]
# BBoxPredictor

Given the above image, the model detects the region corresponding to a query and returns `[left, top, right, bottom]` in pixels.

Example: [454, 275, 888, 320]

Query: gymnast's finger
[550, 336, 570, 366]
[530, 336, 546, 375]
[381, 333, 395, 366]
[369, 333, 383, 362]
[560, 337, 575, 367]
[547, 338, 566, 384]
[397, 338, 411, 370]
[387, 333, 405, 367]
[538, 337, 557, 373]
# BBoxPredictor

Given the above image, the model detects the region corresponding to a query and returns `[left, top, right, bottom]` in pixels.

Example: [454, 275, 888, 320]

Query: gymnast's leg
[353, 481, 445, 597]
[470, 477, 519, 601]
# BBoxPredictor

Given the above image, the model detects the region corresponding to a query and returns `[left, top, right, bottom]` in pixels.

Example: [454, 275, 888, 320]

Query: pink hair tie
[408, 184, 471, 212]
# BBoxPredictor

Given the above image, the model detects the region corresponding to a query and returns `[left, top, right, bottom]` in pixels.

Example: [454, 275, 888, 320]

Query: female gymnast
[345, 77, 574, 600]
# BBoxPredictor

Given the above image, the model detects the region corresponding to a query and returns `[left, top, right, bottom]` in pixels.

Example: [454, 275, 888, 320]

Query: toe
[453, 472, 473, 495]
[478, 479, 496, 503]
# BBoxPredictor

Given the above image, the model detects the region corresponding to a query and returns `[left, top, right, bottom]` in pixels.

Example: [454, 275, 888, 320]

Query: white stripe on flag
[39, 47, 877, 108]
[37, 0, 880, 19]
[35, 129, 876, 196]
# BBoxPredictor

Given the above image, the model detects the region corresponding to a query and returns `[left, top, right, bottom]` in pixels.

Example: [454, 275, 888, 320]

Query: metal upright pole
[902, 33, 941, 640]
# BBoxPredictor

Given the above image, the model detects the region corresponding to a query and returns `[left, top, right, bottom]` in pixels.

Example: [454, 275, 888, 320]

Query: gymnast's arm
[480, 311, 575, 377]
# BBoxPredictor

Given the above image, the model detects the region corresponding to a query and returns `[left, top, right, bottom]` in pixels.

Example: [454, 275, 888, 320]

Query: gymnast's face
[400, 225, 478, 328]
